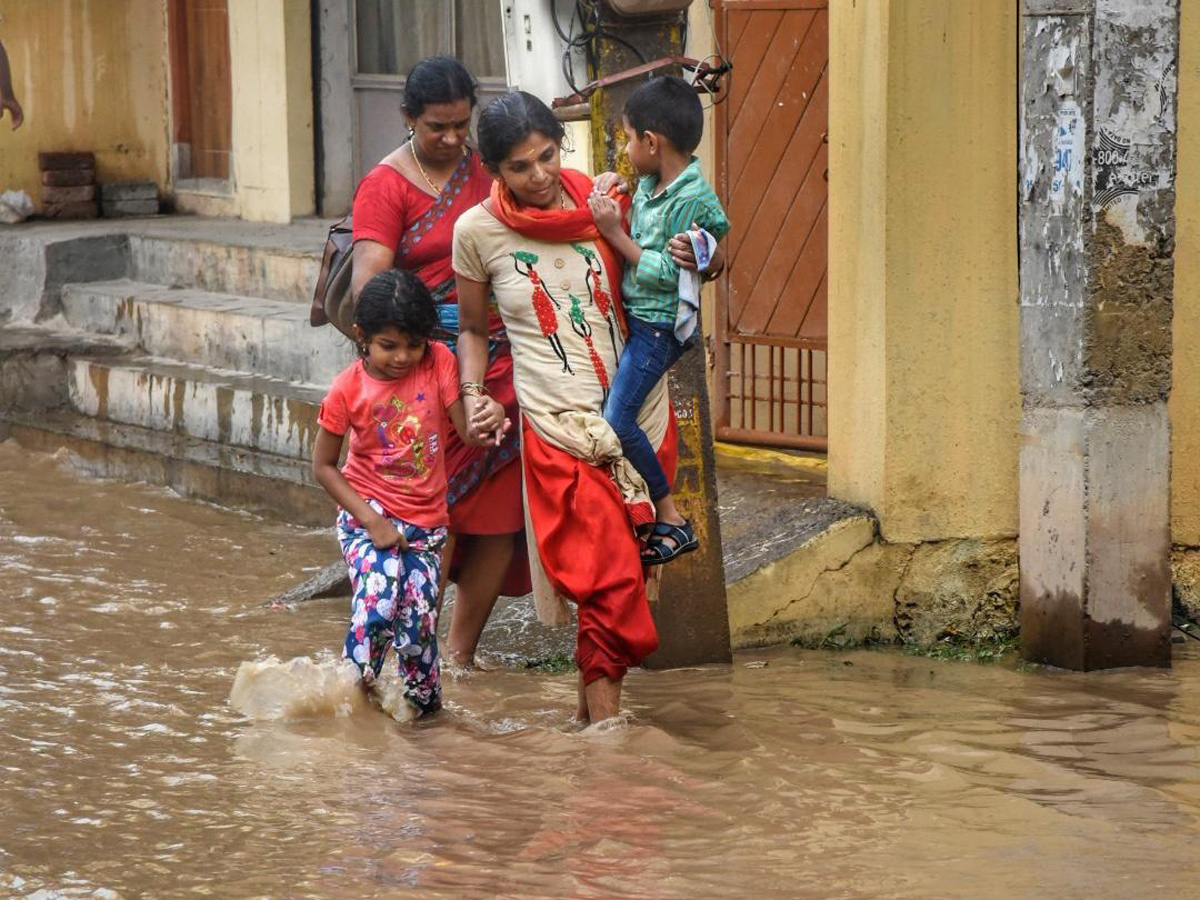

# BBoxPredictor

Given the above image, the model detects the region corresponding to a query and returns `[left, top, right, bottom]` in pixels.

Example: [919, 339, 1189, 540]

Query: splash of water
[228, 654, 424, 724]
[229, 655, 367, 720]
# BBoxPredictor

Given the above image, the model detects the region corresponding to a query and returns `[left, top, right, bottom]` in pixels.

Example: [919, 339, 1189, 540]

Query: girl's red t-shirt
[317, 342, 459, 527]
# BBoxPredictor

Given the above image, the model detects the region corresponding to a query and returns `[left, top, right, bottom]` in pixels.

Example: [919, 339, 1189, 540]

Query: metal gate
[713, 0, 828, 450]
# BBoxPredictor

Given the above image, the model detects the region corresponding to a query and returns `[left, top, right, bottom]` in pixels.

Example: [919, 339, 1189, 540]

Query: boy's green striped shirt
[620, 157, 730, 325]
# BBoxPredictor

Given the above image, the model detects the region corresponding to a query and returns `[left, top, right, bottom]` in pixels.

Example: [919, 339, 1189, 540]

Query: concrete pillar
[827, 0, 1020, 544]
[227, 0, 315, 223]
[1019, 0, 1179, 669]
[590, 7, 731, 668]
[316, 0, 355, 217]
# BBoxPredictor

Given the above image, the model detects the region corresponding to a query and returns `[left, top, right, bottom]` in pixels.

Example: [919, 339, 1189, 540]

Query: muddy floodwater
[2, 442, 1200, 900]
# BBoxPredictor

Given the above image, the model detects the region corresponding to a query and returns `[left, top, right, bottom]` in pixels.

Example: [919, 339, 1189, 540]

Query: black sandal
[641, 520, 699, 566]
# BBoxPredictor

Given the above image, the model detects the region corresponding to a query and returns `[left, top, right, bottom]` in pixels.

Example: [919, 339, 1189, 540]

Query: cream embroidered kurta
[452, 204, 670, 450]
[453, 203, 672, 623]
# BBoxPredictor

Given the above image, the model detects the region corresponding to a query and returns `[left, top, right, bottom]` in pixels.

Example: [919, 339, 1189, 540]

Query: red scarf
[490, 168, 632, 332]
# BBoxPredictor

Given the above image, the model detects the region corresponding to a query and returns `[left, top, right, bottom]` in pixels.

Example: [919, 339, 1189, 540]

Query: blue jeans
[604, 316, 688, 503]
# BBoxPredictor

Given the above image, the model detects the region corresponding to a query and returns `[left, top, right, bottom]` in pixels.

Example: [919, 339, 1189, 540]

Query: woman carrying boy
[453, 91, 708, 724]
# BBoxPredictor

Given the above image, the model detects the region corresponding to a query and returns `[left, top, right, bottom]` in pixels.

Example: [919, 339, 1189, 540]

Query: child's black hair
[623, 75, 704, 154]
[354, 269, 439, 354]
[402, 56, 478, 119]
[477, 91, 565, 168]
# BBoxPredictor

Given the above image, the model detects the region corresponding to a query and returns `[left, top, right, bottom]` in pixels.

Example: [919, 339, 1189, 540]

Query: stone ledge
[728, 518, 1022, 650]
[0, 408, 332, 526]
[729, 515, 893, 648]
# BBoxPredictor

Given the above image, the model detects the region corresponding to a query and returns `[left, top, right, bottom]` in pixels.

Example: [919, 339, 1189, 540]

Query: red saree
[354, 151, 530, 595]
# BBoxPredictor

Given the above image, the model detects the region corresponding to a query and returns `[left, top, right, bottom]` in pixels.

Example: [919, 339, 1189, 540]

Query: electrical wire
[552, 0, 602, 95]
[697, 0, 732, 109]
[553, 0, 654, 97]
[551, 1, 731, 105]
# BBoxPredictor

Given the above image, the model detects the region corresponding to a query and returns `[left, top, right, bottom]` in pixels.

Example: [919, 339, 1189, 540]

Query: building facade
[5, 1, 1200, 652]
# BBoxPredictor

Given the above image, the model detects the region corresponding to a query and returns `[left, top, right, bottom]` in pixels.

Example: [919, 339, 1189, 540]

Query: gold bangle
[460, 382, 489, 398]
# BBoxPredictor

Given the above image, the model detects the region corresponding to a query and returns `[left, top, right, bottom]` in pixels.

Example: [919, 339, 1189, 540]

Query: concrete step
[69, 355, 325, 460]
[126, 231, 320, 306]
[0, 408, 331, 525]
[0, 324, 131, 414]
[61, 280, 355, 385]
[2, 216, 331, 323]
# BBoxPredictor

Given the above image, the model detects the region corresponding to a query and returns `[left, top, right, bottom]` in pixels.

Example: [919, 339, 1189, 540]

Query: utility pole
[590, 3, 732, 667]
[1019, 0, 1179, 669]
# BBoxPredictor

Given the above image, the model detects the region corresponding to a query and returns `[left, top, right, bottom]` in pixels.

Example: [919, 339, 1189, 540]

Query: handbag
[309, 214, 356, 338]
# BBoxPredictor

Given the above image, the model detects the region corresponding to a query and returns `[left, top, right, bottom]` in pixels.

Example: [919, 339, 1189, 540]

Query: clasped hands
[465, 395, 511, 447]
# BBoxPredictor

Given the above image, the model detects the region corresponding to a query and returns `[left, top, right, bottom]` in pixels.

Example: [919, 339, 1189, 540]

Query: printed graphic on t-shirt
[371, 394, 437, 484]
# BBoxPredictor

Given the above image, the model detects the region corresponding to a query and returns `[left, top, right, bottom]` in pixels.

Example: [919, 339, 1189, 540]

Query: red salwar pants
[522, 416, 678, 684]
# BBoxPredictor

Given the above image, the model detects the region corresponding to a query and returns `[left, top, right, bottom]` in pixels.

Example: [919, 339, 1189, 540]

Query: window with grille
[351, 1, 508, 179]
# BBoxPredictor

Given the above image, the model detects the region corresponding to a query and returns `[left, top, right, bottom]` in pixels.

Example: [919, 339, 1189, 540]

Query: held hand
[590, 171, 627, 196]
[587, 194, 623, 236]
[668, 222, 701, 271]
[468, 396, 510, 447]
[478, 417, 513, 447]
[0, 95, 23, 130]
[366, 514, 408, 551]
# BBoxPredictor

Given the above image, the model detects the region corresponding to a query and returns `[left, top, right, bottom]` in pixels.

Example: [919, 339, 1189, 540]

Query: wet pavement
[713, 444, 865, 582]
[2, 441, 1199, 900]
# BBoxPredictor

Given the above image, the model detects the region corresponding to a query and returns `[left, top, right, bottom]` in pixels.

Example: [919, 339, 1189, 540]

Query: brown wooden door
[714, 0, 828, 449]
[168, 0, 233, 180]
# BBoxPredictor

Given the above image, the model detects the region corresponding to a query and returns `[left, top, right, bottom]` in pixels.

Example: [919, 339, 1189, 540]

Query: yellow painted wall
[1173, 2, 1200, 546]
[828, 0, 1020, 543]
[828, 0, 888, 511]
[0, 0, 169, 211]
[227, 0, 314, 223]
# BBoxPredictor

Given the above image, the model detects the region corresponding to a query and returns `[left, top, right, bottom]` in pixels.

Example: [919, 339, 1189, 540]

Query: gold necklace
[410, 138, 465, 194]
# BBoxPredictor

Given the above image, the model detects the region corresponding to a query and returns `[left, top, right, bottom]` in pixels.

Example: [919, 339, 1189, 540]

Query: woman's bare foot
[442, 651, 477, 680]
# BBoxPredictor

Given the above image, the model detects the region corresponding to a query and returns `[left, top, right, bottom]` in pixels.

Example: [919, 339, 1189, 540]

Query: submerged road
[1, 441, 1198, 900]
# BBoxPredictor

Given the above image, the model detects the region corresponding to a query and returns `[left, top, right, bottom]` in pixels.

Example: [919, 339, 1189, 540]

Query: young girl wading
[313, 270, 507, 719]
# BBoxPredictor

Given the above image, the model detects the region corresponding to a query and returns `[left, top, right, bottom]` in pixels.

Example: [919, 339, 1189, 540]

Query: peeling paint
[1050, 99, 1085, 215]
[1019, 0, 1177, 669]
[1090, 0, 1179, 245]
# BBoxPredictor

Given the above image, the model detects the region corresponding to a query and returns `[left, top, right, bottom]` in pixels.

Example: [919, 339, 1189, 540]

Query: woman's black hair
[401, 56, 478, 119]
[477, 91, 566, 168]
[354, 269, 439, 354]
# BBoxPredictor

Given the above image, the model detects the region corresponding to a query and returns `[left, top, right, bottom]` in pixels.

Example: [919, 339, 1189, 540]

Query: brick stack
[100, 182, 160, 218]
[39, 151, 98, 219]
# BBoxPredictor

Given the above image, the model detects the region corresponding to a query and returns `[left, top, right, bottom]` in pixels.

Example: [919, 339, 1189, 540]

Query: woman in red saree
[454, 92, 689, 724]
[350, 57, 529, 667]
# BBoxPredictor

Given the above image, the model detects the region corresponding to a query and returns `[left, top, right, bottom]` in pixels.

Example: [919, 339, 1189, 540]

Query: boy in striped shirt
[588, 75, 730, 566]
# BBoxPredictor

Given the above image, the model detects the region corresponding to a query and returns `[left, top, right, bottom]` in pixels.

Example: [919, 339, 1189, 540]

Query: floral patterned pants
[337, 501, 447, 715]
